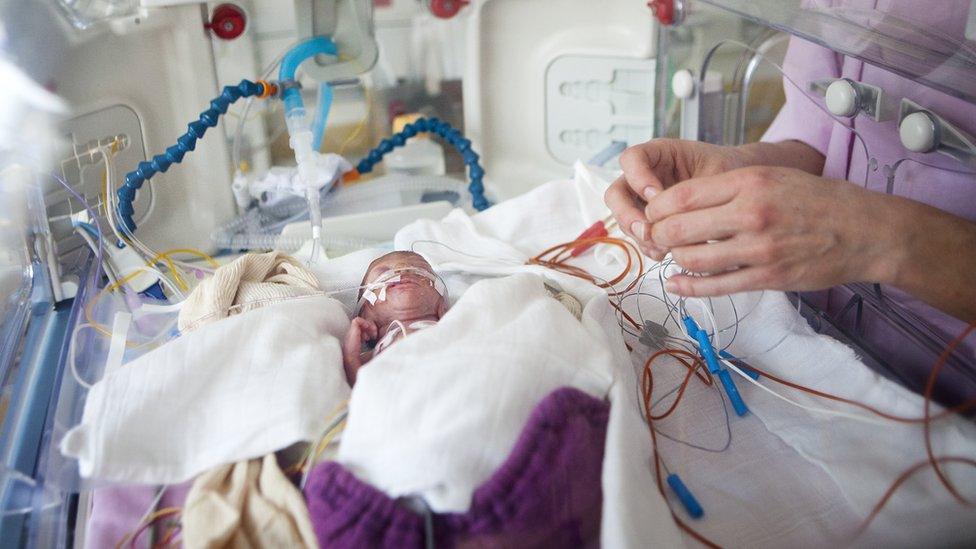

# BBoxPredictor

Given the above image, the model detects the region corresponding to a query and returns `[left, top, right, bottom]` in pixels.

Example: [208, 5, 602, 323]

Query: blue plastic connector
[355, 117, 490, 211]
[666, 473, 704, 519]
[717, 369, 749, 416]
[683, 316, 722, 374]
[116, 79, 265, 234]
[141, 282, 167, 301]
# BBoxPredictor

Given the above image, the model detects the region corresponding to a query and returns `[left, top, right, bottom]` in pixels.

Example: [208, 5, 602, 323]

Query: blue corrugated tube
[356, 117, 490, 211]
[115, 79, 265, 234]
[312, 82, 334, 152]
[279, 36, 338, 119]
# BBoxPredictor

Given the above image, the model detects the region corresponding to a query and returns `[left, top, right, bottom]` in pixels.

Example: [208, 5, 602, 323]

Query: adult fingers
[664, 266, 778, 297]
[670, 240, 745, 275]
[605, 176, 651, 241]
[650, 204, 741, 248]
[644, 173, 741, 225]
[619, 143, 668, 201]
[605, 177, 668, 257]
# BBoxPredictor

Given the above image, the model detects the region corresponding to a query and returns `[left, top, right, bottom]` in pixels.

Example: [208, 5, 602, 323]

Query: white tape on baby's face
[362, 289, 378, 305]
[360, 274, 401, 308]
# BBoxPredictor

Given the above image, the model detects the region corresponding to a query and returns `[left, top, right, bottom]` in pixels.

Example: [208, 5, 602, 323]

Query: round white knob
[671, 69, 695, 100]
[825, 79, 859, 117]
[899, 111, 938, 153]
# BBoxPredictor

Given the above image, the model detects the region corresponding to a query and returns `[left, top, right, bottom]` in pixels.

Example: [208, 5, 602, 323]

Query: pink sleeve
[761, 36, 842, 157]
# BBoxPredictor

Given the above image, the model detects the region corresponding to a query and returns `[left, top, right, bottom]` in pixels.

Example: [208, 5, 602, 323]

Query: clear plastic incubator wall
[0, 0, 973, 547]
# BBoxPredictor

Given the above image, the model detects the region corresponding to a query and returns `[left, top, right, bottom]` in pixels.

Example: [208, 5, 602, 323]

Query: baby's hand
[343, 318, 377, 385]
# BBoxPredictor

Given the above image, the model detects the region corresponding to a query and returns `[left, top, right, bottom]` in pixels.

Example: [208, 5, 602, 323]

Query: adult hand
[342, 317, 377, 385]
[645, 166, 898, 297]
[605, 139, 748, 257]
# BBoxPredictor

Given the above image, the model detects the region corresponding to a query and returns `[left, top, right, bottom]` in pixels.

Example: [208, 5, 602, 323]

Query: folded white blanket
[61, 297, 351, 485]
[392, 165, 685, 548]
[337, 272, 616, 512]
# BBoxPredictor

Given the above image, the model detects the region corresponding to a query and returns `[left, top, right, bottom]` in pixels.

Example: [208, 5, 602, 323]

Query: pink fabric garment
[762, 0, 976, 405]
[84, 483, 191, 548]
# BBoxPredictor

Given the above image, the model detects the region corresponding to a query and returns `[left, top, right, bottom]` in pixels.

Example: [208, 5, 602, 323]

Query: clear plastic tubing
[210, 174, 466, 249]
[210, 218, 379, 252]
[278, 36, 339, 264]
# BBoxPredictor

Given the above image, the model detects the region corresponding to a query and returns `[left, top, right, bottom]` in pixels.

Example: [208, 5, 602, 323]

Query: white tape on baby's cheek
[363, 289, 378, 305]
[378, 285, 388, 302]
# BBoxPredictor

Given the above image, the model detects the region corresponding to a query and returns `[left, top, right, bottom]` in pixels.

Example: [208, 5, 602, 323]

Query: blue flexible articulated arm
[115, 79, 268, 234]
[355, 117, 490, 211]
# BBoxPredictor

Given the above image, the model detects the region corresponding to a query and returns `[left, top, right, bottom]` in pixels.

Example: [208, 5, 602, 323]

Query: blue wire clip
[717, 370, 749, 416]
[666, 473, 704, 519]
[683, 315, 749, 417]
[682, 316, 720, 374]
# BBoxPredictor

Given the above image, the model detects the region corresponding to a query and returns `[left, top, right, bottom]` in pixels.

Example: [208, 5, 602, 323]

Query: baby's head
[357, 251, 447, 328]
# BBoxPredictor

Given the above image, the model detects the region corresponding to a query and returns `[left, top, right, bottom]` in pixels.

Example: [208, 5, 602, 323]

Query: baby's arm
[342, 317, 377, 386]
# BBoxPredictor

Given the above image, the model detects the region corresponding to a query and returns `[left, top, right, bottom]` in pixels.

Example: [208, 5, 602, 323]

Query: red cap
[648, 0, 676, 26]
[429, 0, 469, 19]
[206, 4, 247, 41]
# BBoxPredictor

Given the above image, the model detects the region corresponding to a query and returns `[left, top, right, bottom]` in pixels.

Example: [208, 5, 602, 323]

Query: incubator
[0, 0, 974, 546]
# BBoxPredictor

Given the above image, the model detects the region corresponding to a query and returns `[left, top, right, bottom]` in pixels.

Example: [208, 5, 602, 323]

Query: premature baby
[343, 251, 448, 385]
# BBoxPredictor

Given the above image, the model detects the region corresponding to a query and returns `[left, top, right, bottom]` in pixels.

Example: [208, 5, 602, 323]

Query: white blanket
[61, 297, 351, 485]
[337, 272, 616, 512]
[370, 163, 687, 547]
[383, 162, 976, 547]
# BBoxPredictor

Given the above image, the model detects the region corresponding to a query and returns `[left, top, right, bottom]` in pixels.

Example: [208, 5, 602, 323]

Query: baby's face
[359, 252, 445, 325]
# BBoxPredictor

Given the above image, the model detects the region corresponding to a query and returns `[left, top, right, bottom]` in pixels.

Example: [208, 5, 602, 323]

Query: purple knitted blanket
[304, 387, 609, 548]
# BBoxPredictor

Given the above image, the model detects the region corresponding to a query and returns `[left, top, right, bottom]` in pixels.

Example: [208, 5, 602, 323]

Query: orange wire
[922, 323, 976, 504]
[530, 236, 645, 296]
[641, 347, 722, 548]
[742, 363, 976, 423]
[531, 232, 976, 541]
[856, 456, 976, 536]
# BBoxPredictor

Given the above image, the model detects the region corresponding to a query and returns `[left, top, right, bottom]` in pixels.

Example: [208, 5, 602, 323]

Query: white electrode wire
[666, 306, 900, 426]
[685, 296, 722, 349]
[722, 359, 897, 426]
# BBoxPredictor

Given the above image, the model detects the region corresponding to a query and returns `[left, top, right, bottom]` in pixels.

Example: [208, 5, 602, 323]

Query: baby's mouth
[387, 280, 418, 291]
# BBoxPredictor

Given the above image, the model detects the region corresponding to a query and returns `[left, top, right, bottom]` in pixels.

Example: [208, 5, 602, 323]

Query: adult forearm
[881, 196, 976, 323]
[736, 140, 826, 175]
